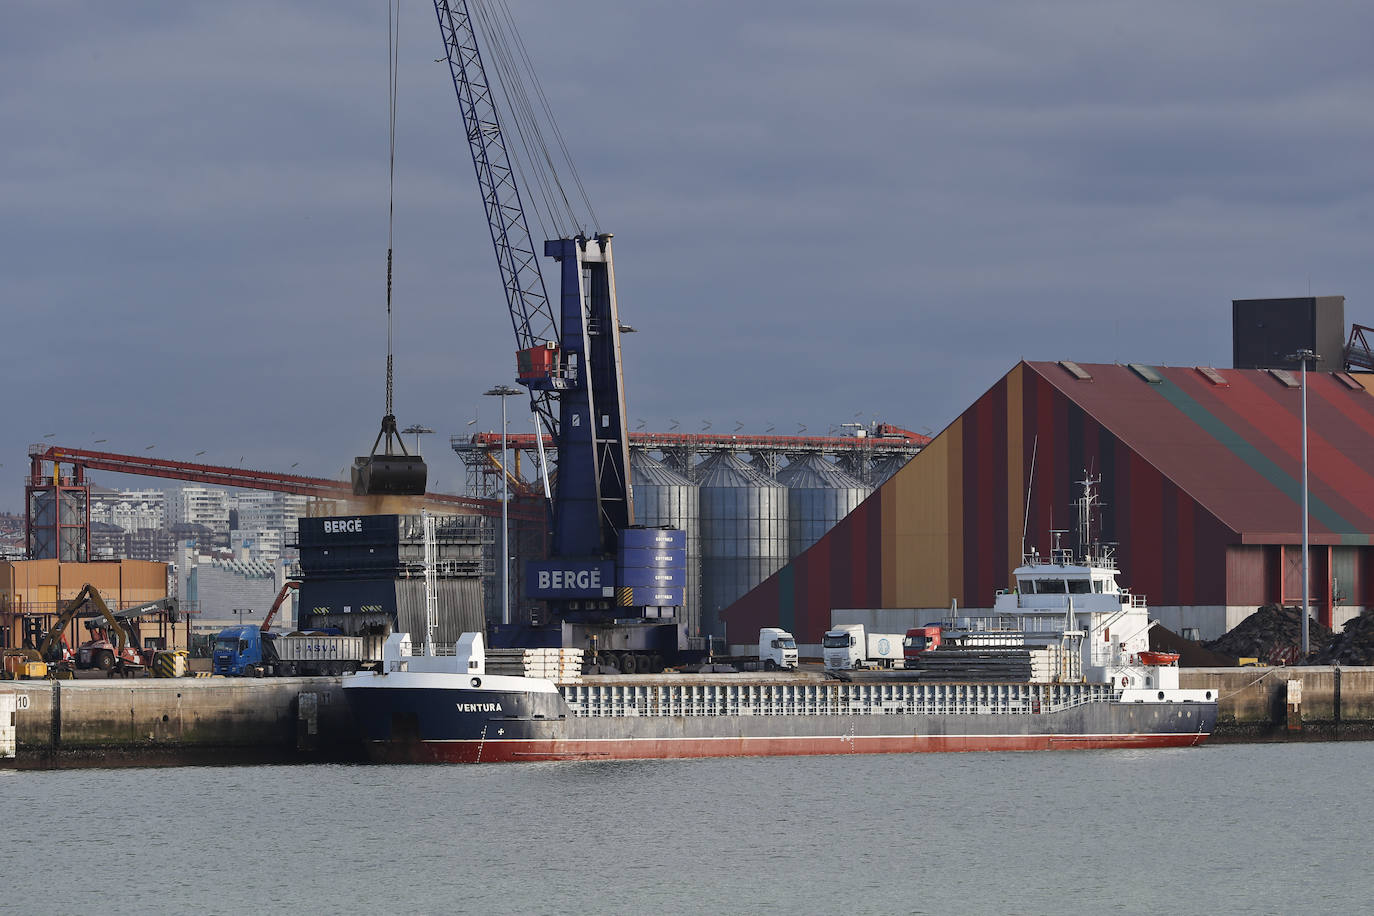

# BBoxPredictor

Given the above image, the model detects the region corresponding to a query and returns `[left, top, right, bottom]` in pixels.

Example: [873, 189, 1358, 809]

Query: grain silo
[868, 454, 911, 486]
[630, 451, 701, 639]
[696, 452, 788, 638]
[776, 454, 871, 559]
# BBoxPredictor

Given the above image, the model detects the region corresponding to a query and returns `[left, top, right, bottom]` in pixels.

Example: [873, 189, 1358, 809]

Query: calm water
[3, 743, 1369, 915]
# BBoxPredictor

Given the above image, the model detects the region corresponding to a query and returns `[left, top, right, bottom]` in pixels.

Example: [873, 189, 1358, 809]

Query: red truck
[902, 626, 946, 668]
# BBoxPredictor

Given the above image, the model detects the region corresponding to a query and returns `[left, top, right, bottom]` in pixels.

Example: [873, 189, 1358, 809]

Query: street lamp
[484, 385, 521, 626]
[1286, 348, 1320, 656]
[401, 424, 434, 454]
[234, 607, 253, 627]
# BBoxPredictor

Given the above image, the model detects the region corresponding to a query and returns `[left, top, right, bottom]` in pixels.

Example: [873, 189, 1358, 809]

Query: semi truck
[694, 628, 800, 672]
[822, 624, 905, 670]
[212, 627, 369, 677]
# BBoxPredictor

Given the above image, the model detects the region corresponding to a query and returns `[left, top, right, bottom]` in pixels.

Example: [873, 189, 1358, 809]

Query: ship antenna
[1075, 470, 1102, 562]
[1021, 435, 1038, 561]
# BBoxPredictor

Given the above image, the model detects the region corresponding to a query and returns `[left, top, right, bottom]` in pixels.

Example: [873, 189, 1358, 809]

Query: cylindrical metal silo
[696, 452, 788, 638]
[749, 454, 779, 479]
[630, 450, 701, 640]
[776, 454, 872, 559]
[868, 454, 912, 487]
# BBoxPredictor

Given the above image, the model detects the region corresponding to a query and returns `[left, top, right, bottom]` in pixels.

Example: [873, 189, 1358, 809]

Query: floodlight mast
[1287, 348, 1320, 657]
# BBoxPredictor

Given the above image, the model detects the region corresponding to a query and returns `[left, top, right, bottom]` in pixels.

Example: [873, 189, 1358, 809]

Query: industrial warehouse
[728, 297, 1374, 648]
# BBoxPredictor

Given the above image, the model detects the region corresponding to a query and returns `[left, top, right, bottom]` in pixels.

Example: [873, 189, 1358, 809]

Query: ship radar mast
[1074, 472, 1115, 565]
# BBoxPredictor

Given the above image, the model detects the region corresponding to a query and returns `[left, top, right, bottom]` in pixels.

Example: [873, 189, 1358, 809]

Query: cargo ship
[343, 509, 1218, 762]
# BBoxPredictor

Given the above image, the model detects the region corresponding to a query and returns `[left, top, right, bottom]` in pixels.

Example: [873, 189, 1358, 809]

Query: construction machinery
[432, 1, 684, 669]
[31, 585, 176, 676]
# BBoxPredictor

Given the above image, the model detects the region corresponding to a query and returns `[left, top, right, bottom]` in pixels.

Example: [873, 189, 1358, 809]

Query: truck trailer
[822, 624, 905, 670]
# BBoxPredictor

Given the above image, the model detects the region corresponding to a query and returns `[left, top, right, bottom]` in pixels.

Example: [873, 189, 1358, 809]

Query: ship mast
[1074, 472, 1103, 563]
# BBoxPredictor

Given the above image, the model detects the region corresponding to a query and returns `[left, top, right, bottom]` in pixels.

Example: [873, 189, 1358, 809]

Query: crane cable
[471, 0, 567, 238]
[472, 0, 600, 238]
[385, 0, 401, 419]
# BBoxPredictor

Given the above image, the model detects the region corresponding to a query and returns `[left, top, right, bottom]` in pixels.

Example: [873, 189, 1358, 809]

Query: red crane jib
[28, 445, 539, 522]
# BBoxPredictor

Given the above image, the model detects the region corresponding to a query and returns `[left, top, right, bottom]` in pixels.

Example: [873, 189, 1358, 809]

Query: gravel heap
[1311, 608, 1374, 665]
[1204, 604, 1333, 664]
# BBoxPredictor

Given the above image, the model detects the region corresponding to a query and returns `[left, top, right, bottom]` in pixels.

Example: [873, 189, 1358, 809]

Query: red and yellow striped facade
[725, 361, 1374, 642]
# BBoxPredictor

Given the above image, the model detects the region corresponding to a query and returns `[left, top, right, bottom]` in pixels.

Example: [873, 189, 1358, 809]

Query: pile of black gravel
[1311, 608, 1374, 665]
[1204, 604, 1333, 664]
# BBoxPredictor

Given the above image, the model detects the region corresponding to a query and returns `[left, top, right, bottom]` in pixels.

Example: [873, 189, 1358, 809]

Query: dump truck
[212, 627, 369, 677]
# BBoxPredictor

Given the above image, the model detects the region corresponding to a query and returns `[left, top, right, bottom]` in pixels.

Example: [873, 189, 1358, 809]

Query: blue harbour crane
[431, 0, 684, 669]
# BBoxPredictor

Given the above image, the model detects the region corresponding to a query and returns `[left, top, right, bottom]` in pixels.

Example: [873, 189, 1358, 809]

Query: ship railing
[1119, 591, 1147, 609]
[559, 681, 1118, 719]
[1020, 550, 1118, 570]
[949, 615, 1023, 632]
[398, 642, 458, 657]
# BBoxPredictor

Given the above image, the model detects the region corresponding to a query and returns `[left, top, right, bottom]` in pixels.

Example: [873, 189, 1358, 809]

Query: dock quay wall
[1183, 666, 1374, 742]
[1, 678, 364, 769]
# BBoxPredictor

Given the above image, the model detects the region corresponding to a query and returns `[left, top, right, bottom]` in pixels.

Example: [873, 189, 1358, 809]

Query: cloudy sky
[3, 0, 1372, 511]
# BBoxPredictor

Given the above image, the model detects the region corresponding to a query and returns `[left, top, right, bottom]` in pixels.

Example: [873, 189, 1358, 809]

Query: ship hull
[345, 679, 1216, 764]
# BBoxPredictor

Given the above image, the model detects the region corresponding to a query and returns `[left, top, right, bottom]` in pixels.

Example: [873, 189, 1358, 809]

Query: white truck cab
[823, 625, 861, 669]
[758, 627, 799, 670]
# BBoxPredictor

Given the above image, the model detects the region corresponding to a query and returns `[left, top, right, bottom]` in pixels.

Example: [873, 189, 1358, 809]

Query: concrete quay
[1184, 666, 1374, 742]
[0, 677, 364, 769]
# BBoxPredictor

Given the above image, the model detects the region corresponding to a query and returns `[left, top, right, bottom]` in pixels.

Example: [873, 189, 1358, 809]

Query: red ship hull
[362, 730, 1210, 764]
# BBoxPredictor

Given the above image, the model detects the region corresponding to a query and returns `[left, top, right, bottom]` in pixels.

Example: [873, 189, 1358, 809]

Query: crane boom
[431, 1, 684, 666]
[433, 0, 558, 437]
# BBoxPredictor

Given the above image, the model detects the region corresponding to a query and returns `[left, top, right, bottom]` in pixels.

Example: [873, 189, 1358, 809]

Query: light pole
[484, 385, 521, 626]
[234, 607, 252, 628]
[401, 424, 434, 455]
[1287, 348, 1320, 656]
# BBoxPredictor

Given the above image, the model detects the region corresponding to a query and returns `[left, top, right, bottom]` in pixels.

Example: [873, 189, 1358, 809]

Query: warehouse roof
[1026, 361, 1374, 543]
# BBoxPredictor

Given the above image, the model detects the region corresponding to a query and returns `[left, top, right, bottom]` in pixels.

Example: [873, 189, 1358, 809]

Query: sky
[3, 0, 1373, 512]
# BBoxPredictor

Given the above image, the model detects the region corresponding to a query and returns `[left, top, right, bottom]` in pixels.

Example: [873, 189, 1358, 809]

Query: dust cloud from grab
[305, 494, 470, 517]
